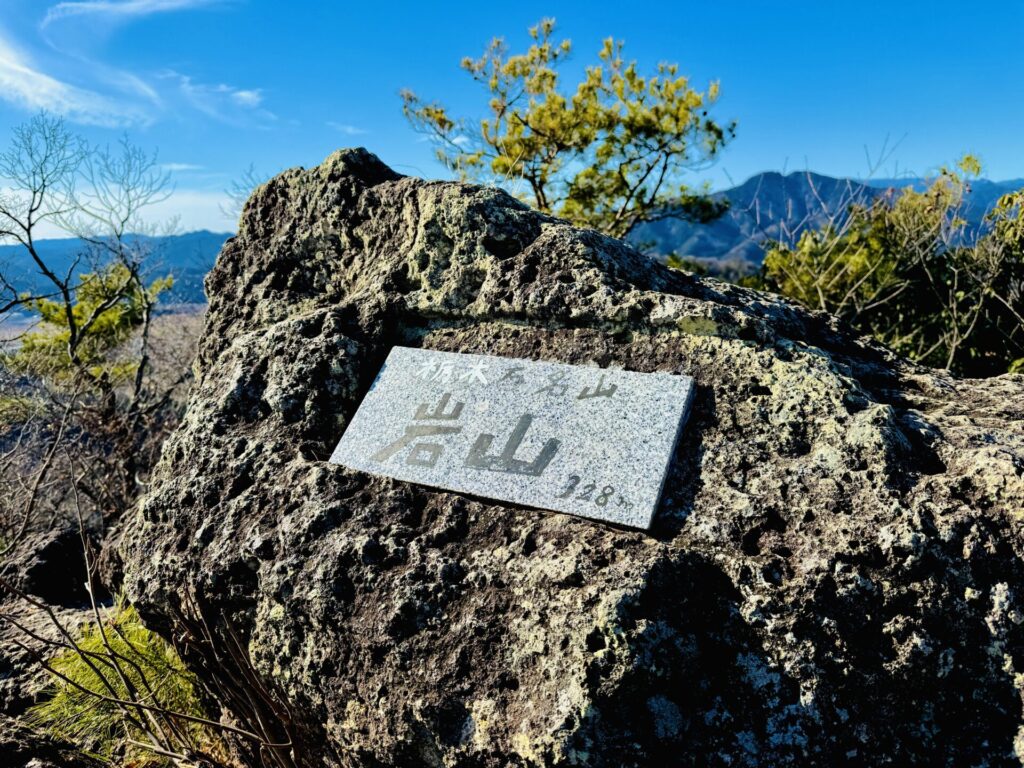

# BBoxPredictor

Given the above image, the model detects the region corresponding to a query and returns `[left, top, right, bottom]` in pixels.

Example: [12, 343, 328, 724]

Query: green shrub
[6, 263, 172, 384]
[27, 598, 225, 766]
[0, 394, 36, 426]
[757, 158, 1024, 376]
[402, 17, 733, 240]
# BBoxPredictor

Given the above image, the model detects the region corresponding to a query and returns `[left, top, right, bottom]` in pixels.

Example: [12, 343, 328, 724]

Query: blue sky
[1, 0, 1021, 233]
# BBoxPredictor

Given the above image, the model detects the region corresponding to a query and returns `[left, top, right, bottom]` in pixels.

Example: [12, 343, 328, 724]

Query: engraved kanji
[372, 393, 464, 468]
[500, 366, 526, 385]
[534, 371, 569, 397]
[430, 362, 456, 383]
[578, 373, 617, 400]
[464, 414, 560, 477]
[413, 360, 439, 380]
[414, 392, 463, 421]
[458, 361, 489, 385]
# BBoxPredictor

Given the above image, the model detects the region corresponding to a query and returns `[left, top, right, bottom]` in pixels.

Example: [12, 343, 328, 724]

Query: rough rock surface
[0, 528, 94, 718]
[0, 598, 91, 718]
[0, 527, 92, 607]
[0, 714, 103, 768]
[121, 149, 1024, 767]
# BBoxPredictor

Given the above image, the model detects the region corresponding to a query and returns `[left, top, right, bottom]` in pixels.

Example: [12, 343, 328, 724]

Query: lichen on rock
[121, 148, 1024, 767]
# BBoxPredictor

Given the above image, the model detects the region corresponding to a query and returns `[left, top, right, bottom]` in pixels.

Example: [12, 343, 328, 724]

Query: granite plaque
[329, 347, 694, 529]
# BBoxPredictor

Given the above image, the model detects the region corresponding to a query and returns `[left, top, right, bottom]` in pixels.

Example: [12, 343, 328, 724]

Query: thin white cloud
[328, 121, 366, 136]
[0, 33, 147, 126]
[99, 67, 161, 104]
[43, 0, 221, 27]
[0, 3, 269, 131]
[231, 89, 262, 108]
[161, 162, 204, 172]
[159, 70, 275, 125]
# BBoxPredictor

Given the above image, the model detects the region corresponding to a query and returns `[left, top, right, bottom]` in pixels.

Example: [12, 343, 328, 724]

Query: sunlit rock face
[122, 148, 1024, 767]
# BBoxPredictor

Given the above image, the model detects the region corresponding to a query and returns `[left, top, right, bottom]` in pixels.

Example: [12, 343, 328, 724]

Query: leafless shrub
[0, 114, 199, 558]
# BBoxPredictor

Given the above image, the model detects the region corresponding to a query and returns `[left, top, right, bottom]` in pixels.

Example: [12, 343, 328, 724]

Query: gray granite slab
[329, 346, 695, 529]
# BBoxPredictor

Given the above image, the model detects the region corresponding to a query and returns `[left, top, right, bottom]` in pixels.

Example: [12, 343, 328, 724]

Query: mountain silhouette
[628, 172, 1022, 270]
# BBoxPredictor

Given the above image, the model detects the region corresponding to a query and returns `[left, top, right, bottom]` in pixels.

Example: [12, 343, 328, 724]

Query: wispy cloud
[0, 2, 267, 131]
[231, 89, 262, 108]
[159, 70, 274, 125]
[42, 0, 221, 27]
[161, 162, 203, 172]
[0, 33, 147, 126]
[328, 121, 366, 136]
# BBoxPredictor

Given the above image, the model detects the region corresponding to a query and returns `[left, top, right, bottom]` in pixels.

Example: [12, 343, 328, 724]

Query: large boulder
[121, 149, 1024, 767]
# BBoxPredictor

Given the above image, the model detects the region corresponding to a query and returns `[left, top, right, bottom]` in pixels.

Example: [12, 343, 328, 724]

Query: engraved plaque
[329, 346, 694, 529]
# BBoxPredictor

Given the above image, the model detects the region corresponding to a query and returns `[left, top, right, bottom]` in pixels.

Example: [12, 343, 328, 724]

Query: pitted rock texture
[0, 527, 92, 607]
[0, 715, 103, 768]
[121, 149, 1024, 767]
[0, 528, 94, 719]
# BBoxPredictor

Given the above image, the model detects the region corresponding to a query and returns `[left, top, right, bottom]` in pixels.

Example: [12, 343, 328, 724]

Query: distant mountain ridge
[628, 172, 1023, 270]
[0, 230, 230, 307]
[2, 172, 1021, 305]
